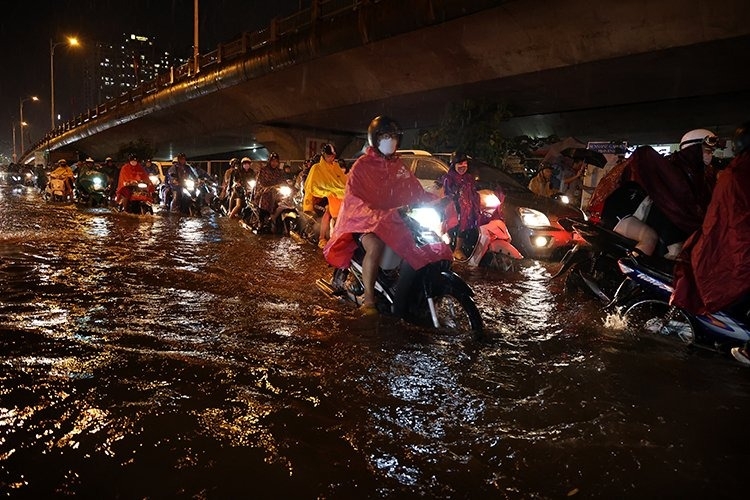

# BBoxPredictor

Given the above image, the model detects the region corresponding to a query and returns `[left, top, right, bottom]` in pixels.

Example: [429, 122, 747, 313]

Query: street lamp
[19, 95, 39, 154]
[50, 36, 80, 130]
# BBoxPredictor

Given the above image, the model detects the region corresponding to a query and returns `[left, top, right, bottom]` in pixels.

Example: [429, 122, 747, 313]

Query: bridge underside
[40, 0, 750, 162]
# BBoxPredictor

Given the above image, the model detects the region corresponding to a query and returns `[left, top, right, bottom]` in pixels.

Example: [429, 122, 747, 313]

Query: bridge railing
[25, 0, 496, 160]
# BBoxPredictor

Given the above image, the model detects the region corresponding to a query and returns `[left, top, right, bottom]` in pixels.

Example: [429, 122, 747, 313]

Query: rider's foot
[731, 347, 750, 366]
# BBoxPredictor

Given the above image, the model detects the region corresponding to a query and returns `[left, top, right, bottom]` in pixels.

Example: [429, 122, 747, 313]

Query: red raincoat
[671, 153, 750, 314]
[323, 148, 453, 270]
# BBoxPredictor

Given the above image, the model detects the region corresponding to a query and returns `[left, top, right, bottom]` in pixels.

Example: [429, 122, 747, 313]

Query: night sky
[0, 0, 302, 160]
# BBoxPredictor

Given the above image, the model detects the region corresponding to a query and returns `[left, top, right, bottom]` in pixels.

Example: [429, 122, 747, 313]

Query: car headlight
[278, 185, 292, 197]
[518, 207, 551, 227]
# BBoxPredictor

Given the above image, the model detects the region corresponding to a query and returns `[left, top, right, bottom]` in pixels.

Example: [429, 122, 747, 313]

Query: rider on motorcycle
[303, 143, 348, 248]
[49, 159, 75, 201]
[442, 151, 481, 260]
[220, 157, 240, 201]
[115, 153, 154, 211]
[323, 115, 452, 318]
[228, 157, 256, 218]
[253, 152, 288, 220]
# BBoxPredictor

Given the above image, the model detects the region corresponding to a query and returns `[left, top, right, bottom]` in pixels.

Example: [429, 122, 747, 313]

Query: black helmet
[128, 153, 137, 160]
[367, 115, 402, 149]
[177, 153, 187, 159]
[268, 152, 280, 162]
[733, 122, 750, 156]
[450, 150, 469, 167]
[321, 143, 337, 156]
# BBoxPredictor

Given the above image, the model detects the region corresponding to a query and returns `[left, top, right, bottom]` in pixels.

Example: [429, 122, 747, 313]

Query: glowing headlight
[185, 179, 195, 191]
[248, 180, 256, 190]
[137, 182, 148, 189]
[557, 194, 570, 204]
[533, 236, 550, 247]
[149, 175, 160, 185]
[519, 207, 551, 227]
[409, 207, 442, 234]
[482, 193, 501, 210]
[278, 185, 292, 197]
[92, 177, 103, 187]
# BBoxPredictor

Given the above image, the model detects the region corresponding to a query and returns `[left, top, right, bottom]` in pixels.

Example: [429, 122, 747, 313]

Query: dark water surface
[1, 186, 748, 498]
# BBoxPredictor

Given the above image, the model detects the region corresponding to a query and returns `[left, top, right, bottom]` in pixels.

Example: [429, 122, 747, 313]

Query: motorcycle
[552, 218, 643, 304]
[122, 182, 154, 215]
[75, 169, 111, 207]
[44, 176, 74, 202]
[174, 177, 215, 216]
[449, 189, 524, 270]
[316, 206, 484, 338]
[610, 253, 750, 357]
[243, 180, 300, 235]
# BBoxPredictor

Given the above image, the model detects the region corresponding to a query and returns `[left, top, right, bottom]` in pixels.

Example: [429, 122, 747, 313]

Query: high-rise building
[84, 34, 185, 109]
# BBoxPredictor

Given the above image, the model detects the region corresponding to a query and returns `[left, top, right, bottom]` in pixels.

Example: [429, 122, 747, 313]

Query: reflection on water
[0, 186, 748, 497]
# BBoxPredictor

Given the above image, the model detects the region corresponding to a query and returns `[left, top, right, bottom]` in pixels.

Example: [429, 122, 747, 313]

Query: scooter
[450, 189, 523, 270]
[44, 176, 74, 202]
[76, 169, 111, 207]
[316, 206, 484, 338]
[122, 182, 154, 215]
[551, 218, 643, 303]
[611, 254, 750, 357]
[242, 180, 299, 235]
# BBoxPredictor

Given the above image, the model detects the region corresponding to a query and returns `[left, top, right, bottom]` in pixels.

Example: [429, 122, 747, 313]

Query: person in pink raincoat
[323, 116, 452, 317]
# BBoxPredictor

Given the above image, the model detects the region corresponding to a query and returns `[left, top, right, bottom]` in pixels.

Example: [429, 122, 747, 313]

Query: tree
[115, 138, 157, 162]
[417, 98, 559, 174]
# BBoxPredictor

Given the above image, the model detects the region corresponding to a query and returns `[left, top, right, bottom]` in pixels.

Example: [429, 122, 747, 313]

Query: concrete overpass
[23, 0, 750, 164]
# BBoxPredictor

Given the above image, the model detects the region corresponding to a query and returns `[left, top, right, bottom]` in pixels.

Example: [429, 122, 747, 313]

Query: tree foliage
[417, 98, 560, 173]
[115, 138, 158, 162]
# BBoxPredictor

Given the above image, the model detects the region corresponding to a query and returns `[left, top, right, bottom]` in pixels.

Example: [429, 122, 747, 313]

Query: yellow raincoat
[302, 156, 347, 217]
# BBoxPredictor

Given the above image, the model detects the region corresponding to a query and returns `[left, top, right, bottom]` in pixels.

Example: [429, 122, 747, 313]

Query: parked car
[398, 153, 584, 259]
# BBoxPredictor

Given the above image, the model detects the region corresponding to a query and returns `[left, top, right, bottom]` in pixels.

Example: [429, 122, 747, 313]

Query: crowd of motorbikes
[9, 150, 749, 366]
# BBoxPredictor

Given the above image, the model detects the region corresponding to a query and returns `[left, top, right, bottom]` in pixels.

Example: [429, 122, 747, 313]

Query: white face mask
[378, 138, 397, 156]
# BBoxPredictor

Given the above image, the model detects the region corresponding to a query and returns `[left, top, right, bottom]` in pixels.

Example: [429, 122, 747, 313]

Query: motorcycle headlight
[248, 179, 256, 190]
[278, 185, 292, 197]
[519, 207, 551, 228]
[185, 179, 195, 191]
[557, 194, 570, 204]
[409, 207, 442, 234]
[137, 182, 148, 189]
[149, 175, 159, 185]
[482, 192, 501, 210]
[92, 177, 103, 187]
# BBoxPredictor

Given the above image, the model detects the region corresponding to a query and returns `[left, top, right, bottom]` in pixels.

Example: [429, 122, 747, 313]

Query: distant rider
[528, 163, 559, 198]
[228, 157, 256, 218]
[49, 159, 75, 201]
[254, 152, 288, 220]
[115, 153, 153, 211]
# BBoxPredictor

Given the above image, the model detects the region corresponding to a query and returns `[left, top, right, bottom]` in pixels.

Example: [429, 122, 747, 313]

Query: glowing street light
[19, 95, 39, 154]
[50, 36, 80, 130]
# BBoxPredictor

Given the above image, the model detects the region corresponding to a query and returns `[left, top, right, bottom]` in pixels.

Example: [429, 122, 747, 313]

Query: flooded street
[1, 185, 748, 498]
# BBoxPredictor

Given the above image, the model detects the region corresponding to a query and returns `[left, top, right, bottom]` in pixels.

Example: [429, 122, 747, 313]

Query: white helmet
[680, 129, 719, 150]
[241, 156, 252, 164]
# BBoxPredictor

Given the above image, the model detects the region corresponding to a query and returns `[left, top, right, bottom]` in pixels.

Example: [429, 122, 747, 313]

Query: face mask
[378, 138, 397, 156]
[129, 161, 137, 166]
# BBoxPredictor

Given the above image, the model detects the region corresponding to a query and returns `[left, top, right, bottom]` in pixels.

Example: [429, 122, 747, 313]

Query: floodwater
[1, 184, 748, 498]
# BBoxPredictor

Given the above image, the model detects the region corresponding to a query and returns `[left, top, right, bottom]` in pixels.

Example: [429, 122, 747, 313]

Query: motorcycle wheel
[420, 284, 484, 339]
[622, 298, 695, 345]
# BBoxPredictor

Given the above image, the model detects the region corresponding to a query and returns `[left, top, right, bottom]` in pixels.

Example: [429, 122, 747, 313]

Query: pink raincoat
[323, 148, 453, 270]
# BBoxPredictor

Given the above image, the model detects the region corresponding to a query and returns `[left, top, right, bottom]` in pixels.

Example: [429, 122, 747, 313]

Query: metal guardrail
[24, 0, 499, 161]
